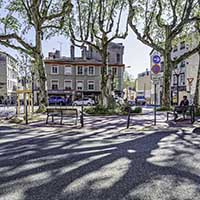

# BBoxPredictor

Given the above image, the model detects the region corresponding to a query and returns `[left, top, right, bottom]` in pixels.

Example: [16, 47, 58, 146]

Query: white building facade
[150, 34, 199, 106]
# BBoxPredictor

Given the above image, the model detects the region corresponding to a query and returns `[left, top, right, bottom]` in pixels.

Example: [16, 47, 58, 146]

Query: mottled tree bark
[194, 51, 200, 106]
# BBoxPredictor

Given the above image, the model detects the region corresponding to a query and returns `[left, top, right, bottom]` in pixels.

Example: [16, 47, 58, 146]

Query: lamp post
[187, 78, 194, 105]
[31, 71, 35, 113]
[174, 68, 181, 105]
[125, 65, 132, 100]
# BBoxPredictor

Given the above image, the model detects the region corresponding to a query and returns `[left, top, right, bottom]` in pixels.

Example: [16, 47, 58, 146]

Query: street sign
[151, 64, 161, 74]
[153, 55, 161, 64]
[153, 77, 159, 85]
[187, 78, 194, 85]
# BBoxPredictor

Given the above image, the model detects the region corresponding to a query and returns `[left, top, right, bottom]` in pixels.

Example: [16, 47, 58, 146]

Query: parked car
[48, 96, 67, 106]
[72, 98, 95, 106]
[135, 96, 146, 105]
[128, 100, 135, 106]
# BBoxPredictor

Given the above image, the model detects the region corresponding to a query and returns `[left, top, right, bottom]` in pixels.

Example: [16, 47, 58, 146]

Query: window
[113, 78, 119, 89]
[180, 61, 185, 68]
[77, 66, 83, 75]
[51, 66, 59, 74]
[88, 66, 95, 75]
[88, 80, 95, 90]
[180, 41, 185, 50]
[51, 80, 59, 90]
[112, 67, 118, 75]
[77, 81, 83, 90]
[173, 75, 177, 85]
[64, 80, 72, 90]
[64, 66, 72, 75]
[116, 53, 120, 63]
[180, 73, 185, 85]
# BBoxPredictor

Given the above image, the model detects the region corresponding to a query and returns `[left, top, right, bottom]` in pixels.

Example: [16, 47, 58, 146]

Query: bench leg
[46, 115, 49, 124]
[183, 112, 186, 120]
[52, 116, 54, 122]
[75, 116, 77, 125]
[60, 116, 63, 125]
[127, 113, 130, 129]
[174, 112, 178, 121]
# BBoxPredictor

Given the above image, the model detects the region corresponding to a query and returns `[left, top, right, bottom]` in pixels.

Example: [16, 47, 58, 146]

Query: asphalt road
[0, 114, 199, 200]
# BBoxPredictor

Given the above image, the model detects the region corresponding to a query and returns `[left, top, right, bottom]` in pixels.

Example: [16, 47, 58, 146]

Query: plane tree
[194, 14, 200, 106]
[67, 0, 128, 108]
[128, 0, 200, 107]
[0, 0, 72, 111]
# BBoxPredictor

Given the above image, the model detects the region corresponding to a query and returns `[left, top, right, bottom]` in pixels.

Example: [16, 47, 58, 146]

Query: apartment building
[0, 51, 18, 104]
[44, 43, 125, 101]
[135, 69, 152, 103]
[150, 33, 200, 105]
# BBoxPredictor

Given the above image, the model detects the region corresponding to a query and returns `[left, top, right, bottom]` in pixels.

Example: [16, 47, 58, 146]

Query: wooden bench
[60, 108, 78, 125]
[167, 105, 195, 124]
[46, 107, 61, 124]
[46, 107, 79, 125]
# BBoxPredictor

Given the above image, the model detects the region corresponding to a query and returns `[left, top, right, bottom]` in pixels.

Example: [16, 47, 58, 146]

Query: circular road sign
[151, 64, 161, 74]
[153, 55, 161, 64]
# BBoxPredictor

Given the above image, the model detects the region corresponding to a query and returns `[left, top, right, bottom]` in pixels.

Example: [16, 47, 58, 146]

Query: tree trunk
[194, 51, 200, 106]
[100, 49, 114, 108]
[162, 50, 172, 108]
[34, 28, 47, 112]
[36, 54, 47, 112]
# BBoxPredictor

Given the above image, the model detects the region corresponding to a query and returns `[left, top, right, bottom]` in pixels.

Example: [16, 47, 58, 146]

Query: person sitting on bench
[174, 95, 189, 120]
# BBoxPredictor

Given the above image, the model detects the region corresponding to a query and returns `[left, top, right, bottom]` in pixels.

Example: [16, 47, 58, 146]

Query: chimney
[48, 52, 54, 59]
[82, 46, 87, 60]
[55, 50, 60, 58]
[70, 45, 75, 60]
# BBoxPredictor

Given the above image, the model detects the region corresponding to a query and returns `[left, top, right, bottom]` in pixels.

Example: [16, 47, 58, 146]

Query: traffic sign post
[151, 57, 161, 126]
[151, 64, 161, 75]
[154, 83, 157, 125]
[187, 78, 194, 105]
[153, 55, 161, 64]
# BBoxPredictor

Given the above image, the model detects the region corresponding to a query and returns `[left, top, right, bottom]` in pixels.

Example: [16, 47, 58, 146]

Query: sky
[42, 29, 152, 78]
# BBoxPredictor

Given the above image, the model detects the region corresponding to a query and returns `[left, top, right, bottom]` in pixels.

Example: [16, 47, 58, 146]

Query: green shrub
[195, 108, 200, 116]
[156, 106, 172, 112]
[84, 105, 115, 115]
[84, 104, 143, 115]
[131, 106, 142, 113]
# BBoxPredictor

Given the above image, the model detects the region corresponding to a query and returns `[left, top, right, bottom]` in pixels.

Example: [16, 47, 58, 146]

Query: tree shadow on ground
[0, 117, 199, 200]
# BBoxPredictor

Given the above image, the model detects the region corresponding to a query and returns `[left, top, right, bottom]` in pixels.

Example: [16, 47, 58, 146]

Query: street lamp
[174, 68, 181, 105]
[124, 65, 132, 100]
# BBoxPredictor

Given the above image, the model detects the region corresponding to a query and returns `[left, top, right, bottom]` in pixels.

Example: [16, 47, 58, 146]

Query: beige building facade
[0, 51, 18, 104]
[44, 43, 125, 101]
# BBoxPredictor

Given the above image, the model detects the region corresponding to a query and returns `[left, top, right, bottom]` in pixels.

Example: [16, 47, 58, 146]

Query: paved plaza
[0, 112, 200, 200]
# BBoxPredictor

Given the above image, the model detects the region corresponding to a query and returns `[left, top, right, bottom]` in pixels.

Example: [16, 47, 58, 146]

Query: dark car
[135, 96, 146, 105]
[48, 96, 67, 106]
